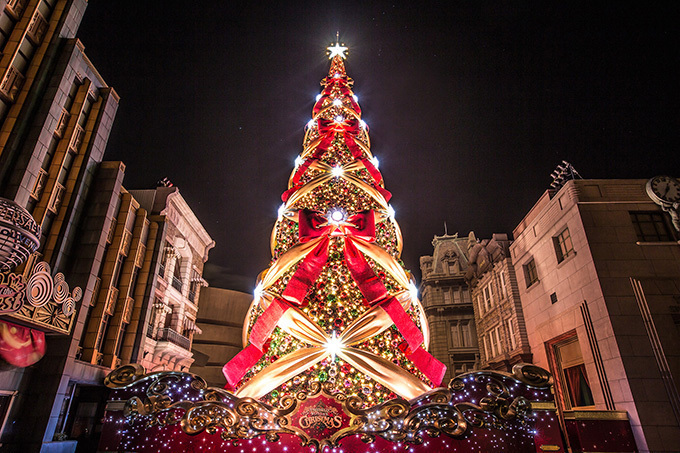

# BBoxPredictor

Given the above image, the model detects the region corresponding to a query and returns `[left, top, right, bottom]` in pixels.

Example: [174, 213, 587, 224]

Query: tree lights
[223, 41, 443, 406]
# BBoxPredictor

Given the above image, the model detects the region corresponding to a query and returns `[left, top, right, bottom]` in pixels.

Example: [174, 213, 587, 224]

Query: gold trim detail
[562, 410, 629, 421]
[530, 401, 557, 411]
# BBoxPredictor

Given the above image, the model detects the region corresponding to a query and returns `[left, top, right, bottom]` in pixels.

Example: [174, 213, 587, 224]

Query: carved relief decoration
[2, 258, 82, 335]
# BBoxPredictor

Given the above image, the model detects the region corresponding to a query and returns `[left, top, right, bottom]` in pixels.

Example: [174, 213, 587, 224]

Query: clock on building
[646, 175, 680, 232]
[646, 175, 680, 205]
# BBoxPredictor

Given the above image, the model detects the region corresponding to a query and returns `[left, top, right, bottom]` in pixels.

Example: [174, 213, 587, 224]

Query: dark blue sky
[77, 1, 680, 291]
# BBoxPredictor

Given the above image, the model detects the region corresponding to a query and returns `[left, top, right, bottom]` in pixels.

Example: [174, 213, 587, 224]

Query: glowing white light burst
[333, 98, 342, 106]
[294, 156, 304, 167]
[409, 283, 419, 301]
[371, 156, 379, 169]
[277, 203, 287, 219]
[331, 166, 344, 177]
[387, 204, 396, 220]
[334, 115, 344, 124]
[253, 283, 263, 301]
[325, 332, 343, 359]
[327, 42, 348, 59]
[327, 207, 347, 225]
[316, 94, 322, 102]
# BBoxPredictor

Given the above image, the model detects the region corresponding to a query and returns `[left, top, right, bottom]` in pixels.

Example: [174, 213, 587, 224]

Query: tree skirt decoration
[99, 363, 565, 452]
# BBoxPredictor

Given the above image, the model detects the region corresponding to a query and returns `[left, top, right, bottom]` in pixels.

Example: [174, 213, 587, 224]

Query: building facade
[0, 0, 121, 450]
[510, 178, 680, 453]
[465, 233, 532, 371]
[129, 185, 214, 373]
[419, 233, 478, 383]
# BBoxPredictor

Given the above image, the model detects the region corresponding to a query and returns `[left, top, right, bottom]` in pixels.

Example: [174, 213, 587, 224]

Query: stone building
[510, 178, 680, 452]
[0, 0, 120, 450]
[464, 232, 532, 371]
[419, 233, 478, 383]
[129, 185, 214, 373]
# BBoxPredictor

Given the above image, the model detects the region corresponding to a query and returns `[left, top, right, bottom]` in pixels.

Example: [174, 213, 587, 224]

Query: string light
[325, 331, 343, 360]
[387, 204, 396, 220]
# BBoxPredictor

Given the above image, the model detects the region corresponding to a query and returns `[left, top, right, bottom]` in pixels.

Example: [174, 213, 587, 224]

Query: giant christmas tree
[100, 40, 561, 453]
[222, 41, 446, 407]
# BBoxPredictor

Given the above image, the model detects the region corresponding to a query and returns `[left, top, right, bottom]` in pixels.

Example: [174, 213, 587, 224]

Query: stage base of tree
[98, 363, 566, 452]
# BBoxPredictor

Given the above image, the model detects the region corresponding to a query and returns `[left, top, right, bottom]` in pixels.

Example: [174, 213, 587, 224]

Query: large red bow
[224, 209, 445, 388]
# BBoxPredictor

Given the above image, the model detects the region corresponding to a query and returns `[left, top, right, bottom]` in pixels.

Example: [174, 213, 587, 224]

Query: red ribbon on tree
[282, 117, 390, 203]
[223, 209, 445, 388]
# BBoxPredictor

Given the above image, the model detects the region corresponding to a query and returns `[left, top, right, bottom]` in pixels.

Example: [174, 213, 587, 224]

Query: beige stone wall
[190, 287, 252, 387]
[420, 234, 478, 383]
[510, 179, 680, 453]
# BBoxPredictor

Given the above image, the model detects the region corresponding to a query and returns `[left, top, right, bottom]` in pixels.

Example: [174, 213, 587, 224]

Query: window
[172, 256, 183, 292]
[30, 168, 48, 201]
[630, 212, 675, 242]
[54, 108, 70, 138]
[443, 289, 452, 304]
[553, 227, 574, 263]
[26, 9, 48, 44]
[552, 336, 595, 409]
[493, 326, 503, 356]
[482, 282, 494, 311]
[499, 271, 507, 299]
[461, 323, 471, 347]
[523, 259, 538, 288]
[68, 124, 85, 154]
[450, 321, 476, 348]
[507, 319, 517, 350]
[0, 65, 25, 102]
[5, 0, 29, 19]
[483, 335, 490, 361]
[47, 182, 65, 214]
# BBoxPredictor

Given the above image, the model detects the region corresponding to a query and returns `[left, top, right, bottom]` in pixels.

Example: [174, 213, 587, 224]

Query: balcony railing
[158, 263, 165, 278]
[171, 276, 182, 292]
[156, 327, 190, 350]
[188, 289, 196, 303]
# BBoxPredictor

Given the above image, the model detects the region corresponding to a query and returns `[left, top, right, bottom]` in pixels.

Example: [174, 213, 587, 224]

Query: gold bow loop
[235, 304, 432, 400]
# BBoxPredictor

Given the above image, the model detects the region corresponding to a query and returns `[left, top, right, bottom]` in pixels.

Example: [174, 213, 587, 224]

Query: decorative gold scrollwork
[105, 363, 551, 452]
[104, 363, 146, 388]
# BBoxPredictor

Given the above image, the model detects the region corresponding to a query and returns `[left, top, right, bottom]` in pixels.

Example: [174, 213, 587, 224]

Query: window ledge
[635, 241, 680, 246]
[525, 279, 541, 293]
[556, 250, 577, 268]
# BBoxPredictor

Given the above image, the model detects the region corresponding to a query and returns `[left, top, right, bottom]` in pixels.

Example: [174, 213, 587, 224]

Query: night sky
[77, 2, 679, 292]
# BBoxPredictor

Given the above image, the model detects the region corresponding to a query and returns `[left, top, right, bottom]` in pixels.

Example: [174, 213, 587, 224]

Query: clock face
[648, 175, 680, 204]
